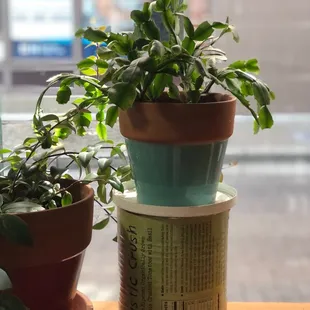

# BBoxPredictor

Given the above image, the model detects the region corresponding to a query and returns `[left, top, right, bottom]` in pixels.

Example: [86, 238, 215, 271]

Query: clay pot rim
[10, 181, 93, 218]
[134, 92, 236, 106]
[119, 92, 237, 143]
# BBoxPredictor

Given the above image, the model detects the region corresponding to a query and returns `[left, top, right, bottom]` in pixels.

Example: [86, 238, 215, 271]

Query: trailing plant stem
[163, 10, 178, 43]
[203, 80, 215, 93]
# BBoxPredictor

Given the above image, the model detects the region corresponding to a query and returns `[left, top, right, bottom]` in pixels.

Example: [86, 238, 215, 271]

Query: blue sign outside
[12, 40, 72, 58]
[9, 0, 74, 58]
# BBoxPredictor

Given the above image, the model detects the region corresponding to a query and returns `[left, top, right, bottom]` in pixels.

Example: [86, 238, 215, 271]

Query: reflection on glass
[187, 0, 210, 26]
[82, 0, 144, 32]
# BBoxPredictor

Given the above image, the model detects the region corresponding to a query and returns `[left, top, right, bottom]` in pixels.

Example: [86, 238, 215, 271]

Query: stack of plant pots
[114, 94, 238, 310]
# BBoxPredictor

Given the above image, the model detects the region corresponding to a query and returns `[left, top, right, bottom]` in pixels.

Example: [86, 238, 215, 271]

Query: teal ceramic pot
[119, 93, 236, 206]
[126, 139, 228, 206]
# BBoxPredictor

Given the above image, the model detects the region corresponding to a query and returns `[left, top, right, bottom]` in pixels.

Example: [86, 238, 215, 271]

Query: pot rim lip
[133, 93, 236, 106]
[9, 181, 94, 217]
[113, 183, 237, 217]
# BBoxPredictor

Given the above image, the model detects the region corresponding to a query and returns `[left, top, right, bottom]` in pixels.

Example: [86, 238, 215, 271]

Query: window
[8, 0, 74, 58]
[0, 0, 309, 303]
[0, 0, 5, 64]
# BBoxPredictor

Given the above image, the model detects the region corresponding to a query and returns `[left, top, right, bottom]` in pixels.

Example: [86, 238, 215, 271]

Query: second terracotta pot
[0, 180, 94, 310]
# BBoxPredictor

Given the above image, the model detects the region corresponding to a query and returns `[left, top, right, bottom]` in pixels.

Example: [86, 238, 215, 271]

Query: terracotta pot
[119, 94, 236, 206]
[119, 93, 236, 144]
[0, 290, 93, 310]
[0, 181, 94, 310]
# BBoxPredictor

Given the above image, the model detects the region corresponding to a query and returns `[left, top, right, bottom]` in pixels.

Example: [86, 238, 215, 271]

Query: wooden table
[93, 302, 310, 310]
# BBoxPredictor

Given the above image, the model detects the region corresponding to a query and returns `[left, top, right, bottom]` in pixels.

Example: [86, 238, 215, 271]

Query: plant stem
[96, 43, 100, 80]
[29, 151, 80, 169]
[12, 109, 82, 192]
[95, 198, 117, 223]
[110, 166, 117, 172]
[54, 180, 81, 196]
[163, 10, 178, 44]
[206, 71, 260, 124]
[157, 56, 193, 73]
[11, 141, 41, 194]
[48, 110, 80, 133]
[140, 73, 155, 101]
[64, 159, 75, 171]
[203, 81, 215, 93]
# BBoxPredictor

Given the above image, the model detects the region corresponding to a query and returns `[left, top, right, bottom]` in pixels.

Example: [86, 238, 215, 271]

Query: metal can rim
[113, 183, 237, 218]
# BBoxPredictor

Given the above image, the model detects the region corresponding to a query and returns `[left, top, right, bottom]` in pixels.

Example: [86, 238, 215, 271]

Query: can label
[118, 208, 229, 310]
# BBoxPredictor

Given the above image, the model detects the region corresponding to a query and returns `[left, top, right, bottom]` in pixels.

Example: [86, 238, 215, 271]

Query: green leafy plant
[70, 0, 273, 134]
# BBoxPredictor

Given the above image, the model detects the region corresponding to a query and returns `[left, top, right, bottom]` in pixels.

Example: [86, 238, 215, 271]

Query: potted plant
[0, 71, 130, 309]
[71, 0, 275, 207]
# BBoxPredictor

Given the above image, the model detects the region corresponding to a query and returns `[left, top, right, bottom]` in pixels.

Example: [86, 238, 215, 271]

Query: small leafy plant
[0, 132, 130, 245]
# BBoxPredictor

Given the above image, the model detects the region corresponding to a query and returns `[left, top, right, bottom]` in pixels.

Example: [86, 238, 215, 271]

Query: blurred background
[0, 0, 310, 303]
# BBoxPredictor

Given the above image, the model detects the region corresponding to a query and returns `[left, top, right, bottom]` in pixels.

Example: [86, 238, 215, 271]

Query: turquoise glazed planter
[126, 139, 228, 206]
[119, 93, 236, 206]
